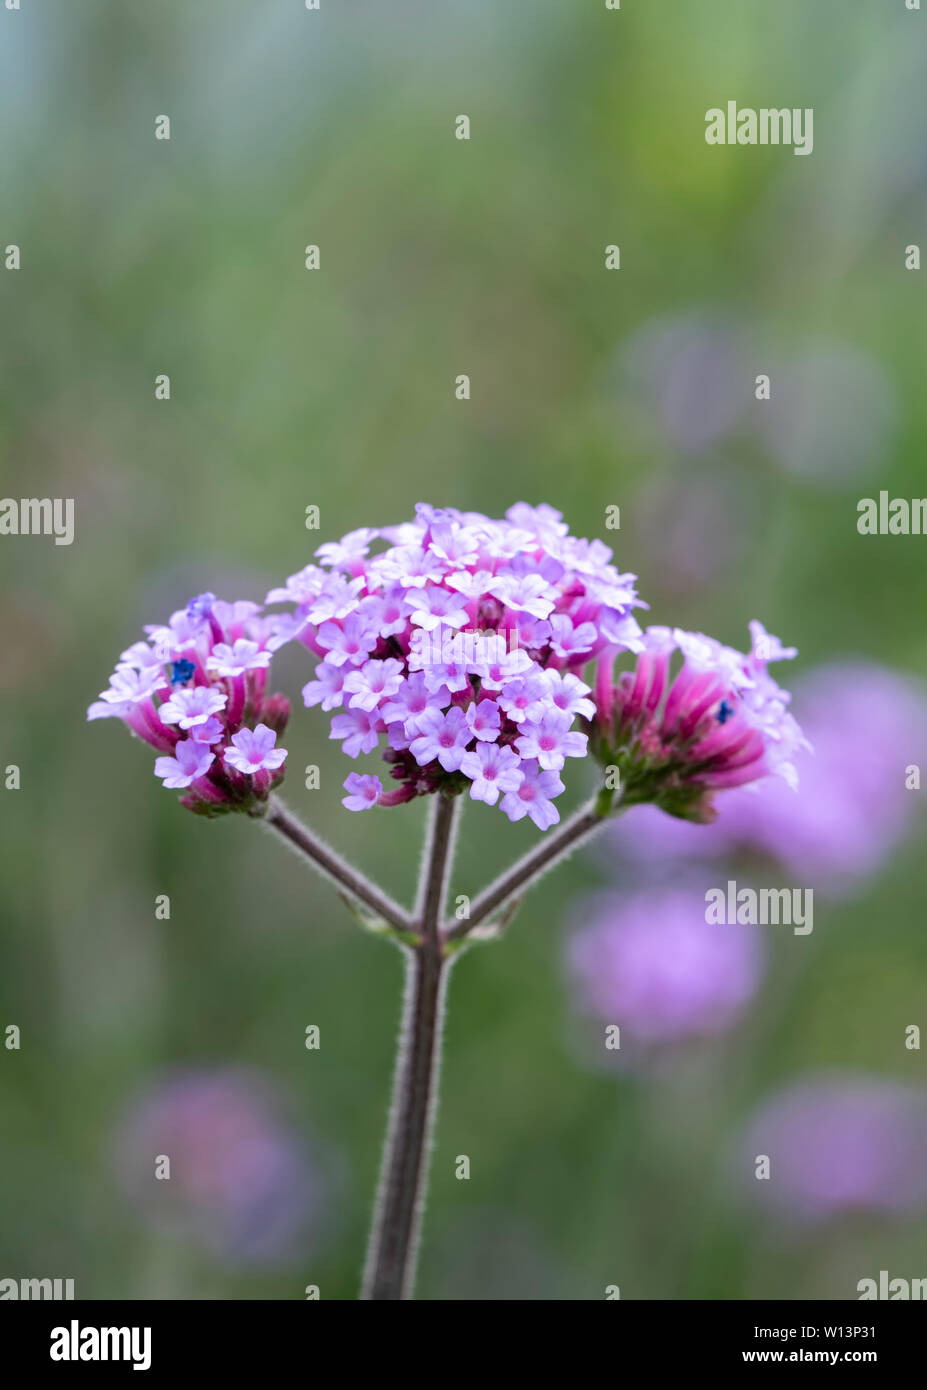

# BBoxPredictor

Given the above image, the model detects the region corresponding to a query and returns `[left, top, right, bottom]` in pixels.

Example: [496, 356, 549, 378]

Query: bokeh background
[2, 0, 926, 1300]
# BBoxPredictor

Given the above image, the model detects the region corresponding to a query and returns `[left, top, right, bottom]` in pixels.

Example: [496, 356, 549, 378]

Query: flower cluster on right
[590, 620, 810, 824]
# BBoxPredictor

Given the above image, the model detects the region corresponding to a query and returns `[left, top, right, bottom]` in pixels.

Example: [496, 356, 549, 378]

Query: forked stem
[265, 795, 413, 934]
[361, 792, 460, 1300]
[264, 786, 616, 1299]
[443, 794, 613, 943]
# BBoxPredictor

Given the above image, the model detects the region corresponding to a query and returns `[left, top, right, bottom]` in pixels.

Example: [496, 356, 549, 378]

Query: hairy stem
[362, 793, 460, 1300]
[265, 795, 413, 934]
[444, 795, 612, 943]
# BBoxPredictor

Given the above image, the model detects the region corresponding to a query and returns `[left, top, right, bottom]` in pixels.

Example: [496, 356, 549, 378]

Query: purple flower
[446, 567, 493, 599]
[98, 665, 165, 705]
[112, 1068, 324, 1264]
[159, 685, 228, 729]
[342, 772, 383, 811]
[614, 661, 926, 893]
[206, 639, 271, 678]
[734, 1075, 927, 1225]
[591, 623, 807, 823]
[548, 614, 598, 660]
[329, 708, 382, 758]
[408, 585, 470, 631]
[315, 526, 378, 568]
[513, 612, 552, 648]
[515, 710, 588, 771]
[343, 658, 404, 712]
[154, 740, 216, 789]
[748, 619, 797, 664]
[497, 674, 549, 724]
[145, 609, 203, 657]
[758, 341, 897, 485]
[506, 501, 569, 544]
[465, 699, 501, 743]
[266, 504, 648, 824]
[418, 657, 471, 695]
[293, 579, 357, 628]
[224, 723, 287, 775]
[500, 763, 564, 829]
[368, 584, 409, 638]
[121, 640, 165, 671]
[384, 545, 445, 589]
[381, 671, 446, 735]
[212, 599, 262, 633]
[487, 572, 558, 619]
[428, 519, 480, 568]
[544, 670, 596, 721]
[471, 647, 532, 690]
[87, 698, 135, 722]
[566, 888, 764, 1047]
[302, 661, 345, 712]
[186, 591, 217, 622]
[190, 717, 224, 745]
[316, 613, 378, 667]
[89, 592, 291, 814]
[460, 743, 523, 805]
[410, 706, 472, 772]
[619, 312, 746, 457]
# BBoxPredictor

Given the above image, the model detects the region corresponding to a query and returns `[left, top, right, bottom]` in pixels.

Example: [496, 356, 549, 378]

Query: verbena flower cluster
[87, 593, 290, 815]
[615, 661, 927, 892]
[88, 505, 807, 831]
[266, 503, 646, 827]
[592, 620, 810, 821]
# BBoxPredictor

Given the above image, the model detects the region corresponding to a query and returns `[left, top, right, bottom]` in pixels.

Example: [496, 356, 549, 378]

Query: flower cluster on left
[87, 593, 290, 816]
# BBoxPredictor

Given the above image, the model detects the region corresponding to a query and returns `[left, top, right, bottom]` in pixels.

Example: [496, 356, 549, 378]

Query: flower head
[614, 661, 926, 895]
[88, 594, 290, 815]
[112, 1068, 322, 1263]
[589, 623, 808, 823]
[267, 504, 646, 825]
[733, 1075, 927, 1225]
[566, 887, 764, 1051]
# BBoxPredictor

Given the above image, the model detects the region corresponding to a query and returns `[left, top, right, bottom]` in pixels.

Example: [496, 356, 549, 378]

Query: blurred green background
[2, 0, 926, 1299]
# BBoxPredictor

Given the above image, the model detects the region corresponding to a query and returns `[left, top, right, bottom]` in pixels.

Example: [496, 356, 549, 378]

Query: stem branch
[444, 795, 612, 943]
[265, 795, 412, 934]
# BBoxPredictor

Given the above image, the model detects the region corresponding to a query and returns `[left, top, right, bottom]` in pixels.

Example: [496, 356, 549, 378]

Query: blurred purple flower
[757, 343, 897, 485]
[614, 662, 927, 895]
[616, 316, 896, 490]
[734, 1074, 927, 1224]
[618, 313, 746, 456]
[566, 888, 764, 1048]
[113, 1068, 324, 1265]
[636, 472, 749, 596]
